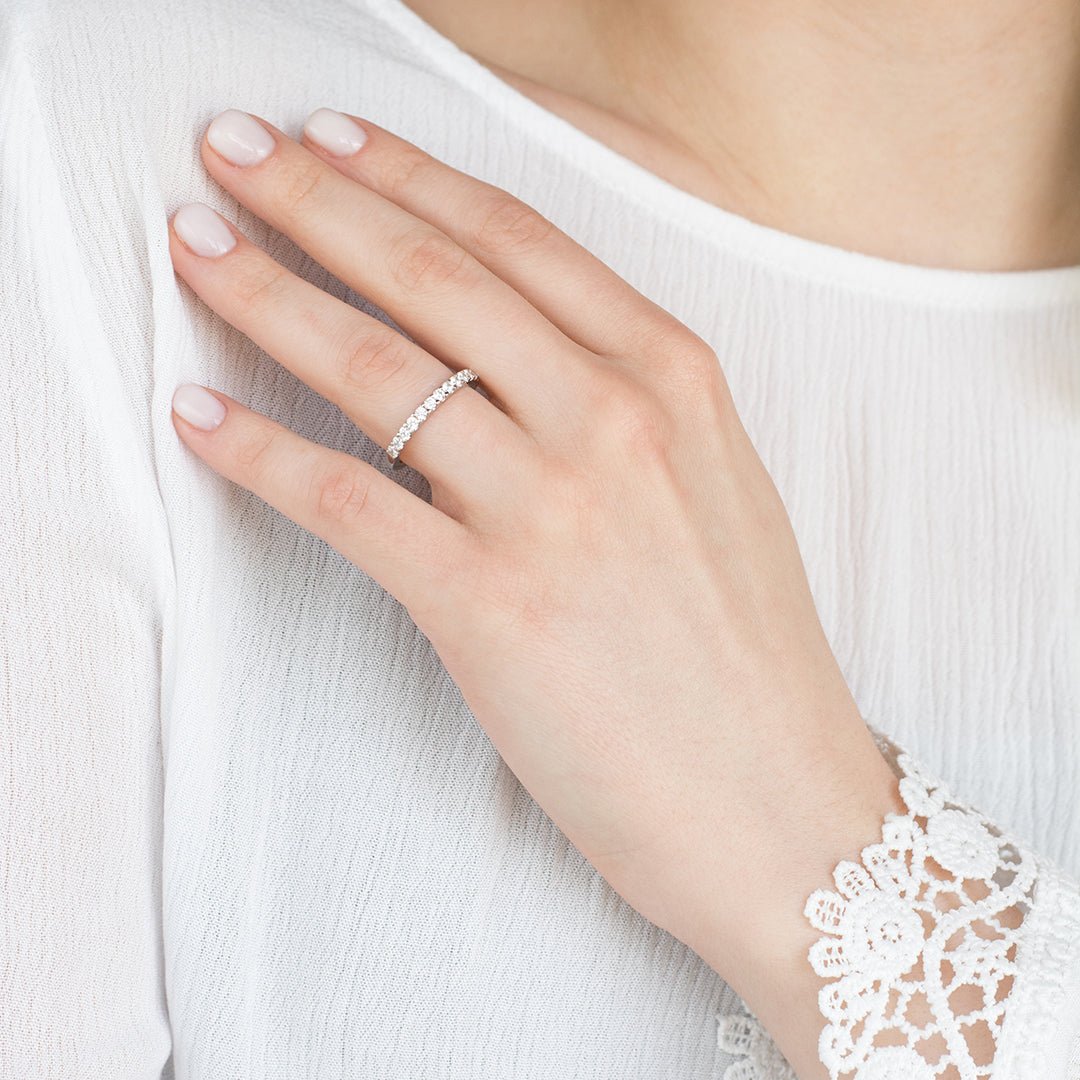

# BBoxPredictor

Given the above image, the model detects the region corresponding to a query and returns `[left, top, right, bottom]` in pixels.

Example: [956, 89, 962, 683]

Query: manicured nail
[173, 383, 227, 431]
[173, 203, 237, 258]
[304, 108, 368, 157]
[206, 109, 276, 167]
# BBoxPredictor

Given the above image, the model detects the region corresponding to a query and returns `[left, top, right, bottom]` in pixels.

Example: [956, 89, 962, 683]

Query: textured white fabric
[2, 0, 1078, 1077]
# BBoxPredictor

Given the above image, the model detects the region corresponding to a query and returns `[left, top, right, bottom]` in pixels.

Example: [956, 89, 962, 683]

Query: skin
[401, 0, 1080, 271]
[164, 0, 1077, 1065]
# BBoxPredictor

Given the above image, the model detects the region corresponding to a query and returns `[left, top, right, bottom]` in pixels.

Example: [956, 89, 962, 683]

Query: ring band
[387, 368, 479, 469]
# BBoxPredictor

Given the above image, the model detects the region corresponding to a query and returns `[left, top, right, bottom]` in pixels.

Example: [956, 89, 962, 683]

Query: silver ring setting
[387, 368, 479, 469]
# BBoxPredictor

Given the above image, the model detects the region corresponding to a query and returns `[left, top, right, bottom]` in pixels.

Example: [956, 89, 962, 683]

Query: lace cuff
[717, 732, 1080, 1080]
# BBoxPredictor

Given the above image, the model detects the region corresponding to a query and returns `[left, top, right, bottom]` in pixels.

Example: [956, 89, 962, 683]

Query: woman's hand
[168, 107, 902, 1077]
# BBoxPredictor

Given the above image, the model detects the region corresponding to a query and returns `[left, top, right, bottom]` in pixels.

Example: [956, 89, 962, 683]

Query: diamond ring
[386, 368, 479, 469]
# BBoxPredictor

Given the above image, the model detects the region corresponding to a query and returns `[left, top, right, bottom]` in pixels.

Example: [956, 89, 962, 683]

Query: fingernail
[173, 203, 237, 258]
[304, 108, 368, 157]
[173, 383, 227, 431]
[206, 109, 276, 167]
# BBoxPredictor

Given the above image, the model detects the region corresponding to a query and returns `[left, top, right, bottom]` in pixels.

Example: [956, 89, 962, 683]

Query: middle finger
[199, 109, 590, 436]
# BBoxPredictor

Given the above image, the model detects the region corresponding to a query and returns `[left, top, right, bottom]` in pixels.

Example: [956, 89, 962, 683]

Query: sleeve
[1, 9, 174, 1076]
[716, 730, 1080, 1080]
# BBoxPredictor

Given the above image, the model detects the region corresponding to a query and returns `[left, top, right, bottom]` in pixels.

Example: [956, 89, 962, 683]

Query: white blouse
[2, 0, 1078, 1076]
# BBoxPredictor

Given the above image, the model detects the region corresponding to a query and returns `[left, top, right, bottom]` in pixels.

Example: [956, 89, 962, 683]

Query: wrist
[671, 725, 905, 1078]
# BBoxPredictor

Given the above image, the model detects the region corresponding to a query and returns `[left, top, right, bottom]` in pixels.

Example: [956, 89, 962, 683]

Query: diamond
[424, 395, 437, 411]
[405, 417, 419, 432]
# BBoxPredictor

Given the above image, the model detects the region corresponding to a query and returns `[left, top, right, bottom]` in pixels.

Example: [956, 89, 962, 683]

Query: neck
[404, 0, 1080, 270]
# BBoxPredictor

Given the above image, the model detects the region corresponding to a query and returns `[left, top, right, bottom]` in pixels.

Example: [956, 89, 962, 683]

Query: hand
[168, 108, 902, 1076]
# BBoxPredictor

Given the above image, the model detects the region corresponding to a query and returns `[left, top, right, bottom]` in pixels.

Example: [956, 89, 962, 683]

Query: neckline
[363, 0, 1080, 309]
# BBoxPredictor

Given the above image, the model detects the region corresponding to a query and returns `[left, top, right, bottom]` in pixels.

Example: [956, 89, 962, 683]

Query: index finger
[300, 109, 685, 360]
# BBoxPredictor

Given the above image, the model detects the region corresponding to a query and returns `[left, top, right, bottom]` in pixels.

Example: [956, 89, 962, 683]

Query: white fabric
[2, 0, 1078, 1077]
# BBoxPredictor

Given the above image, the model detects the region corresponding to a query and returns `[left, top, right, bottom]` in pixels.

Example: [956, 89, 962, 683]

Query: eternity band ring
[386, 368, 480, 469]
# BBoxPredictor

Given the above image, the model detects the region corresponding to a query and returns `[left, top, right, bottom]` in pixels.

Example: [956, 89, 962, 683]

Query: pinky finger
[171, 382, 473, 622]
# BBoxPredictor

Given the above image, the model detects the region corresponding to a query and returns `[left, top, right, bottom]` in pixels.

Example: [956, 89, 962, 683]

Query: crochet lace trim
[716, 733, 1080, 1080]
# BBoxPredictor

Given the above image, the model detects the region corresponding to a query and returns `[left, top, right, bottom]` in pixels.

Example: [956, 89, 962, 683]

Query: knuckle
[335, 324, 412, 395]
[235, 427, 284, 477]
[627, 318, 730, 417]
[473, 194, 556, 256]
[279, 159, 328, 213]
[388, 227, 476, 292]
[233, 262, 290, 308]
[633, 311, 713, 366]
[312, 463, 372, 525]
[663, 334, 735, 421]
[663, 332, 722, 387]
[369, 145, 431, 200]
[592, 378, 672, 458]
